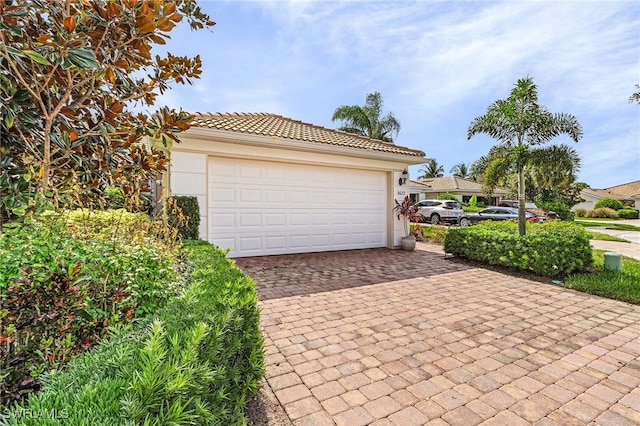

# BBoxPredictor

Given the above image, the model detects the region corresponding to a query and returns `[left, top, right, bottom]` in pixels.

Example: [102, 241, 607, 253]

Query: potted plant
[394, 196, 425, 251]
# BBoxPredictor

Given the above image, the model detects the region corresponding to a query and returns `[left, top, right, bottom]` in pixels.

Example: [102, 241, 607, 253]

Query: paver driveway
[236, 245, 640, 426]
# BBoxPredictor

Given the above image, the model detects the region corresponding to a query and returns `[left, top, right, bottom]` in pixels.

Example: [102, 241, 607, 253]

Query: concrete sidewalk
[586, 225, 640, 260]
[589, 239, 640, 261]
[238, 246, 640, 426]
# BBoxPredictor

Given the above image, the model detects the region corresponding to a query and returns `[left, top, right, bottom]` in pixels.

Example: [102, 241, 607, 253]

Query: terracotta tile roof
[189, 112, 425, 158]
[415, 176, 508, 194]
[605, 180, 640, 198]
[583, 180, 640, 199]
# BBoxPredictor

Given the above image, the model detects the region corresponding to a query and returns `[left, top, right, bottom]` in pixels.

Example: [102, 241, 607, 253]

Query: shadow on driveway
[235, 247, 473, 300]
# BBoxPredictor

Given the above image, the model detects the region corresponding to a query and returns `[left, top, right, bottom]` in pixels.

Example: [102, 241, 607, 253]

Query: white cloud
[162, 0, 639, 187]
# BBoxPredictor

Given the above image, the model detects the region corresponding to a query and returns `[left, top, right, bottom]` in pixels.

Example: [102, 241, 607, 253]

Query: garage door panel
[239, 165, 261, 179]
[239, 213, 261, 226]
[289, 213, 310, 226]
[210, 212, 235, 227]
[266, 167, 287, 180]
[290, 191, 309, 204]
[266, 236, 287, 250]
[266, 213, 286, 226]
[239, 189, 261, 203]
[266, 190, 286, 203]
[239, 237, 262, 252]
[208, 157, 387, 257]
[290, 235, 309, 248]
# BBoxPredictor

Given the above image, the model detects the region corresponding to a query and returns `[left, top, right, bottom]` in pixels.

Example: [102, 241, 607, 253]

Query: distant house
[408, 176, 508, 205]
[573, 180, 640, 211]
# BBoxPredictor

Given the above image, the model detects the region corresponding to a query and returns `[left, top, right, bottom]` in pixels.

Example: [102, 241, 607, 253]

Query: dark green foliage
[437, 193, 458, 201]
[618, 208, 639, 219]
[99, 187, 153, 214]
[443, 221, 592, 276]
[4, 241, 264, 425]
[594, 197, 624, 210]
[168, 196, 201, 240]
[0, 210, 182, 407]
[574, 208, 586, 218]
[537, 201, 574, 221]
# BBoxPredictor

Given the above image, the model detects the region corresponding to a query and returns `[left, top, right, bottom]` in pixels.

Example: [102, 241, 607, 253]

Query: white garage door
[208, 157, 388, 257]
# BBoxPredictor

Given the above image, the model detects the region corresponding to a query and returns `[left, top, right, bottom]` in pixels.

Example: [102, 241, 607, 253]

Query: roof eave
[183, 127, 427, 165]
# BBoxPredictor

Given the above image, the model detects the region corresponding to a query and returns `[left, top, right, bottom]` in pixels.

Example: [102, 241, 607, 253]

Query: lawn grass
[565, 249, 640, 304]
[586, 231, 630, 242]
[575, 220, 640, 232]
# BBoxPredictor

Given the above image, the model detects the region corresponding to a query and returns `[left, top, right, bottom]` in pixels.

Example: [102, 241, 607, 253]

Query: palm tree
[468, 76, 583, 235]
[527, 145, 581, 201]
[331, 92, 401, 142]
[418, 159, 444, 179]
[630, 84, 640, 104]
[449, 162, 469, 178]
[472, 144, 581, 201]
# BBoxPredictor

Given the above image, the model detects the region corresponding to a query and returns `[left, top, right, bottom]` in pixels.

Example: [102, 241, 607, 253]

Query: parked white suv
[415, 199, 463, 225]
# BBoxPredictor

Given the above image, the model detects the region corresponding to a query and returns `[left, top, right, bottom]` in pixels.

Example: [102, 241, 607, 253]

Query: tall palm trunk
[517, 168, 526, 236]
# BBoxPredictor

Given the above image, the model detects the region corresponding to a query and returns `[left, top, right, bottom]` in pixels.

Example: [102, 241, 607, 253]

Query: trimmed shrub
[537, 202, 574, 221]
[443, 221, 592, 276]
[168, 196, 200, 240]
[0, 211, 183, 407]
[437, 192, 459, 201]
[429, 225, 449, 244]
[574, 208, 586, 218]
[618, 208, 639, 219]
[4, 240, 265, 425]
[586, 207, 618, 218]
[594, 197, 624, 210]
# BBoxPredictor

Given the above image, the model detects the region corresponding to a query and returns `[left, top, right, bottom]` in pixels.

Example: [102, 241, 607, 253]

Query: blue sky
[158, 0, 639, 189]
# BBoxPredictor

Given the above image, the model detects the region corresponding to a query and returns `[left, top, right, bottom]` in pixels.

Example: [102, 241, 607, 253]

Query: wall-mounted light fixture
[398, 169, 409, 186]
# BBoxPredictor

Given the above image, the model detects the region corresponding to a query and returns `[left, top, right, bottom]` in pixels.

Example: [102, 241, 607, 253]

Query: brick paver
[237, 244, 640, 425]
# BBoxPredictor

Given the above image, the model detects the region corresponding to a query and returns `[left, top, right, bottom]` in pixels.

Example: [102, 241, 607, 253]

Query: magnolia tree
[0, 0, 214, 224]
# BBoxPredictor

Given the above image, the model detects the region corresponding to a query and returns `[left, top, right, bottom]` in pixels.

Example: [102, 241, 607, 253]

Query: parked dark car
[458, 207, 540, 227]
[498, 200, 560, 221]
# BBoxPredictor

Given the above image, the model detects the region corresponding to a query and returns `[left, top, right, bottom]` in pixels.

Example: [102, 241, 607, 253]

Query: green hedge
[618, 208, 639, 219]
[443, 221, 592, 276]
[594, 197, 624, 210]
[4, 241, 265, 425]
[168, 196, 201, 240]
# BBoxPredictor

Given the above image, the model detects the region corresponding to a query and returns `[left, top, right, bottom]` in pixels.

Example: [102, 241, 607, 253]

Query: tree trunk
[517, 168, 526, 236]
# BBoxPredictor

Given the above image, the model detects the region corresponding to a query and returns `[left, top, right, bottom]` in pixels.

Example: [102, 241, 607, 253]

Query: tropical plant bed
[2, 235, 264, 425]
